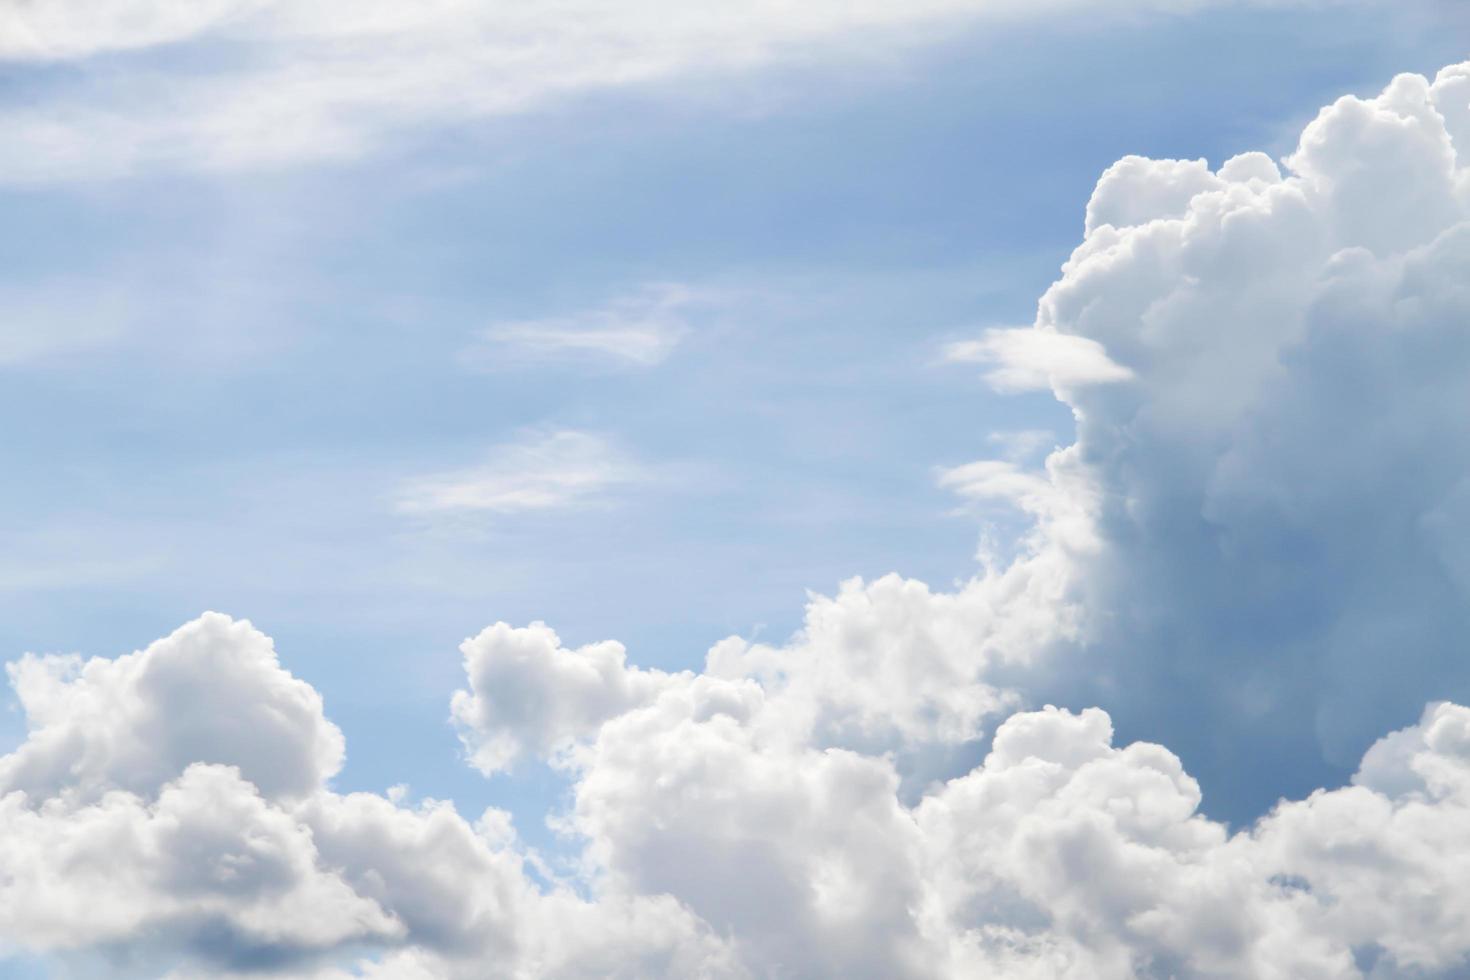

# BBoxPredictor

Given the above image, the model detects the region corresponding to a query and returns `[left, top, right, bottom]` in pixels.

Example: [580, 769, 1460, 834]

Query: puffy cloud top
[1010, 63, 1470, 812]
[0, 613, 343, 804]
[451, 622, 675, 774]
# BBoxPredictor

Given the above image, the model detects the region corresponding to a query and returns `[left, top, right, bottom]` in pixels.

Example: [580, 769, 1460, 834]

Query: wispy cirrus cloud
[396, 429, 643, 516]
[458, 284, 696, 372]
[0, 0, 1316, 183]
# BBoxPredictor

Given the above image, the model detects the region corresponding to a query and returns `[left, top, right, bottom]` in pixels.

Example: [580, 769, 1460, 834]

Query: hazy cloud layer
[7, 59, 1470, 979]
[0, 0, 1320, 183]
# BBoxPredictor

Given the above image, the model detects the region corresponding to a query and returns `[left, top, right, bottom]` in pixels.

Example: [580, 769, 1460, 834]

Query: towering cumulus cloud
[7, 65, 1470, 978]
[1035, 64, 1470, 813]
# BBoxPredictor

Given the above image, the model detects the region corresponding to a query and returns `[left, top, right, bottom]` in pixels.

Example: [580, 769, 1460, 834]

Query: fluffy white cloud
[13, 611, 1470, 977]
[451, 622, 677, 774]
[0, 0, 1318, 183]
[0, 764, 403, 965]
[0, 612, 343, 804]
[12, 57, 1470, 980]
[0, 614, 736, 978]
[995, 64, 1470, 814]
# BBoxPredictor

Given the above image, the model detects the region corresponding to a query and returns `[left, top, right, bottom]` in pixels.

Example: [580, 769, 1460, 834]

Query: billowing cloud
[451, 622, 677, 774]
[1017, 64, 1470, 813]
[0, 613, 343, 804]
[8, 614, 1470, 977]
[9, 59, 1470, 979]
[0, 615, 737, 978]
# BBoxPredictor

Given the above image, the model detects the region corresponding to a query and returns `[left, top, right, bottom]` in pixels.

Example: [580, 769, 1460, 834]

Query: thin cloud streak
[459, 285, 695, 371]
[396, 429, 644, 515]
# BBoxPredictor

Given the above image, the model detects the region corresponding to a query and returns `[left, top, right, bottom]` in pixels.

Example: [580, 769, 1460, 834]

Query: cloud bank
[9, 615, 1470, 978]
[8, 61, 1470, 978]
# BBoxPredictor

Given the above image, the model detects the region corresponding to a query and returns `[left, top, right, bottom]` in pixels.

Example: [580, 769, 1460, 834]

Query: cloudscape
[4, 2, 1470, 978]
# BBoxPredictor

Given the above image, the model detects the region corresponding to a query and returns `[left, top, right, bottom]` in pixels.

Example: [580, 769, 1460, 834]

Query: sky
[4, 1, 1470, 977]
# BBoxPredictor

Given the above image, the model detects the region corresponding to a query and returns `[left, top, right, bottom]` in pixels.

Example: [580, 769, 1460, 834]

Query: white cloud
[451, 622, 677, 774]
[0, 762, 404, 962]
[0, 0, 1315, 183]
[0, 614, 739, 978]
[459, 285, 695, 371]
[944, 328, 1134, 393]
[397, 430, 642, 515]
[9, 613, 1470, 977]
[938, 460, 1065, 517]
[0, 612, 343, 805]
[1008, 64, 1470, 801]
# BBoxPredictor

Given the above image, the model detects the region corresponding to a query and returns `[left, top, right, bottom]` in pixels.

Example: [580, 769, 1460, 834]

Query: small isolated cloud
[943, 327, 1133, 392]
[459, 285, 695, 371]
[397, 429, 642, 515]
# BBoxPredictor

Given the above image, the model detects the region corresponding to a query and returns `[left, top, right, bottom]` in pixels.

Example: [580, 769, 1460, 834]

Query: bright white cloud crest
[9, 63, 1470, 978]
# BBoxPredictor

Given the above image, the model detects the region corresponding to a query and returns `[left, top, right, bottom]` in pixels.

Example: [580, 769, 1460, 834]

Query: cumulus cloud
[396, 430, 643, 516]
[11, 58, 1470, 980]
[0, 0, 1316, 183]
[10, 614, 1470, 977]
[451, 622, 676, 774]
[0, 613, 343, 804]
[0, 614, 737, 978]
[1012, 64, 1470, 813]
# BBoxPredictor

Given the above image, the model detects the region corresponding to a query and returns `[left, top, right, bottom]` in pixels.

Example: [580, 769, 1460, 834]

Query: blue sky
[6, 3, 1470, 977]
[1, 1, 1456, 816]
